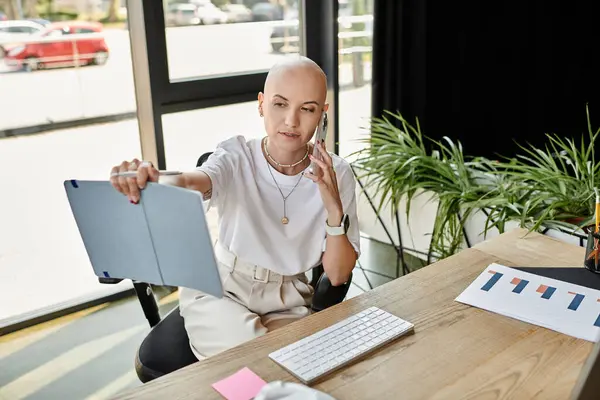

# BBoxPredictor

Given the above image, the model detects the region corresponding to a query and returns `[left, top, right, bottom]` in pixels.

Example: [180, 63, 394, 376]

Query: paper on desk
[456, 263, 600, 342]
[211, 367, 267, 400]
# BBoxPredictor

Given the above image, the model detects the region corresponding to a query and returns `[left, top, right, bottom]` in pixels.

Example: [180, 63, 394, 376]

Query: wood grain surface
[114, 228, 593, 400]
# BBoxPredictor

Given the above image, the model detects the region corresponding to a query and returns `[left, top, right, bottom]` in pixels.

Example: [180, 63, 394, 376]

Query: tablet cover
[64, 180, 223, 298]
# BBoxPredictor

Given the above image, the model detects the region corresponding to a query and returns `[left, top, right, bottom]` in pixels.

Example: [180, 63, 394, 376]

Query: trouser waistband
[214, 243, 305, 283]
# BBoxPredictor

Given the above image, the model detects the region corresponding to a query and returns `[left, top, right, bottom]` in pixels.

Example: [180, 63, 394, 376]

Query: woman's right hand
[109, 158, 159, 204]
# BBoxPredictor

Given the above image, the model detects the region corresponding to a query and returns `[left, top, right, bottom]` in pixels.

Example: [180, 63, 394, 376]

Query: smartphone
[309, 111, 328, 175]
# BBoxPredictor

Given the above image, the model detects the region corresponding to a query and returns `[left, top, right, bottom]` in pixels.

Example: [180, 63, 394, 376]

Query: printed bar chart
[481, 270, 503, 291]
[457, 264, 600, 342]
[568, 292, 585, 311]
[536, 284, 556, 299]
[511, 277, 529, 294]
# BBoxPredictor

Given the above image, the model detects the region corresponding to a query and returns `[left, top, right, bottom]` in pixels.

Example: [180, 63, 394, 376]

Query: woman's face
[258, 65, 328, 153]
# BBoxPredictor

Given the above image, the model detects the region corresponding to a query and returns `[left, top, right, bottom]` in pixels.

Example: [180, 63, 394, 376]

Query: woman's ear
[258, 92, 264, 116]
[323, 103, 329, 112]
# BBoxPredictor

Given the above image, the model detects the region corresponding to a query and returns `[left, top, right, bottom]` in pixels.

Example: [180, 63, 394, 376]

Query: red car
[4, 21, 109, 71]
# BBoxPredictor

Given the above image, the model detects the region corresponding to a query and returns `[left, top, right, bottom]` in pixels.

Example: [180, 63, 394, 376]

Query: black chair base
[135, 306, 197, 383]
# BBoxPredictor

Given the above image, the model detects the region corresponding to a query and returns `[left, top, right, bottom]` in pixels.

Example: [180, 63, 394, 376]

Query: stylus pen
[110, 170, 183, 178]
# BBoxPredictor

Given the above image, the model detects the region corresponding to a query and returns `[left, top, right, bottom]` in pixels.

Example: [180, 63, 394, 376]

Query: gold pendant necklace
[263, 137, 309, 168]
[263, 139, 305, 224]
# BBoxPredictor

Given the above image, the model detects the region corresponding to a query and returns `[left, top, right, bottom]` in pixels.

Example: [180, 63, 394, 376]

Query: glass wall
[0, 7, 135, 132]
[164, 0, 301, 81]
[338, 0, 373, 159]
[0, 0, 366, 325]
[0, 119, 142, 322]
[162, 100, 263, 170]
[0, 2, 139, 324]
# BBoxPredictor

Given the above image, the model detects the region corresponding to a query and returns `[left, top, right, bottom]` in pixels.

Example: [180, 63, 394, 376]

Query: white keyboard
[269, 307, 414, 384]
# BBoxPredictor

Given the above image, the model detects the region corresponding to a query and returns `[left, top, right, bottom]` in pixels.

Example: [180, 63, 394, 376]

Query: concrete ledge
[0, 284, 136, 336]
[0, 112, 137, 139]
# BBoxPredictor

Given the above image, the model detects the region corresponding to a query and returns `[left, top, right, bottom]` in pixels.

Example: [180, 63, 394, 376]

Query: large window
[0, 120, 142, 323]
[162, 100, 264, 170]
[0, 0, 353, 327]
[338, 0, 373, 159]
[0, 11, 135, 132]
[165, 1, 301, 81]
[0, 4, 139, 324]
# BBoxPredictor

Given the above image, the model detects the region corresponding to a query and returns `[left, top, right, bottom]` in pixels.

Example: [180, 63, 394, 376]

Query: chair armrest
[311, 271, 353, 312]
[98, 277, 123, 284]
[133, 282, 162, 328]
[196, 152, 213, 167]
[310, 265, 324, 289]
[99, 277, 161, 327]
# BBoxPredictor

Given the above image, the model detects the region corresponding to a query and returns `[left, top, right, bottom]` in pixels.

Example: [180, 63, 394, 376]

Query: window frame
[128, 0, 340, 168]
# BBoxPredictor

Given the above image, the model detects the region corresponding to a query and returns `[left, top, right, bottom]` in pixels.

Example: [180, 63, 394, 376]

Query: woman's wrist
[326, 208, 343, 226]
[158, 174, 182, 187]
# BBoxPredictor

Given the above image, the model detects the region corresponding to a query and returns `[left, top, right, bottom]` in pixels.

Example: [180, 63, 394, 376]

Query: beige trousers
[178, 243, 314, 360]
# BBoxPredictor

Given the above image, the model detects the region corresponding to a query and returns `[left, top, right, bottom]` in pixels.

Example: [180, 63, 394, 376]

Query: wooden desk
[115, 229, 593, 399]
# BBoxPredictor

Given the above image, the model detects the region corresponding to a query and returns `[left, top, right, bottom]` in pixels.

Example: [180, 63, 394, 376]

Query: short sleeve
[195, 136, 245, 210]
[323, 157, 361, 258]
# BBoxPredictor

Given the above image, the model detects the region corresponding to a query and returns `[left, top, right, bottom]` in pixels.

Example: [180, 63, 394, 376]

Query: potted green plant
[350, 107, 600, 261]
[483, 106, 600, 236]
[350, 111, 497, 260]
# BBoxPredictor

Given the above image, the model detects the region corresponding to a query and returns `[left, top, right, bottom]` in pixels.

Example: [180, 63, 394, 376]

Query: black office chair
[101, 152, 353, 383]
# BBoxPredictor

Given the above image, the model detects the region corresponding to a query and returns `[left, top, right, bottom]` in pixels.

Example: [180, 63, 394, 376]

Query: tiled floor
[0, 236, 425, 400]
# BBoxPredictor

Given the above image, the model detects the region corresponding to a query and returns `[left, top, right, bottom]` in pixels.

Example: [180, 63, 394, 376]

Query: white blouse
[197, 135, 361, 275]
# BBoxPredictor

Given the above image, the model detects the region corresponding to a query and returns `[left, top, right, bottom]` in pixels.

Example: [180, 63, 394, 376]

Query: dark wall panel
[373, 0, 600, 159]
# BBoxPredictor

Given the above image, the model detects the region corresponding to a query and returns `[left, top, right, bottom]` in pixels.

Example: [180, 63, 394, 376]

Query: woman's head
[258, 56, 328, 155]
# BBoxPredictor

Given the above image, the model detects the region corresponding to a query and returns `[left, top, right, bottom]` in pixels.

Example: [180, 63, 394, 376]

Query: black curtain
[372, 0, 600, 159]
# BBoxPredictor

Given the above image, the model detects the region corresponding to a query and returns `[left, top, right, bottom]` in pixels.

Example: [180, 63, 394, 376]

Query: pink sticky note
[212, 367, 267, 400]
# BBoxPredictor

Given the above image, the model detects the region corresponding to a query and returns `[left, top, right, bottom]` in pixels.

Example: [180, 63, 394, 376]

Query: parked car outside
[195, 2, 228, 24]
[166, 3, 200, 26]
[4, 21, 109, 71]
[220, 3, 252, 23]
[269, 3, 298, 52]
[27, 18, 51, 27]
[166, 2, 227, 26]
[251, 2, 283, 21]
[269, 0, 356, 53]
[0, 19, 45, 58]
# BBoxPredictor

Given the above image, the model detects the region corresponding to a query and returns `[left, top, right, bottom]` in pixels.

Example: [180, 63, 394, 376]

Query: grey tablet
[64, 180, 223, 298]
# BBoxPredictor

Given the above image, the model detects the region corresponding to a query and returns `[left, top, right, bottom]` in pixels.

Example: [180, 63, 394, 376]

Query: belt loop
[253, 266, 269, 283]
[231, 252, 237, 273]
[217, 242, 237, 274]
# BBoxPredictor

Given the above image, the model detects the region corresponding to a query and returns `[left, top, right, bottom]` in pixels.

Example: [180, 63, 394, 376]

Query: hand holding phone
[309, 111, 328, 175]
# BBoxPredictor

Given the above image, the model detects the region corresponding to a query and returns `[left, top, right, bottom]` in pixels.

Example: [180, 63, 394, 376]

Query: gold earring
[259, 107, 263, 117]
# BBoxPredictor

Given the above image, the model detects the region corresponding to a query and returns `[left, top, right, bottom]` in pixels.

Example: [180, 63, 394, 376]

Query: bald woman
[109, 56, 360, 360]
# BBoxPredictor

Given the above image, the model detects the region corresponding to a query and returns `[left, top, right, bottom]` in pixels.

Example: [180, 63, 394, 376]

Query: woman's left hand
[304, 141, 343, 222]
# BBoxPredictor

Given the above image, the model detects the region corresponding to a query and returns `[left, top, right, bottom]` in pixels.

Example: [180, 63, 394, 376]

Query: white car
[220, 4, 252, 23]
[166, 2, 228, 26]
[195, 2, 228, 24]
[166, 4, 202, 26]
[0, 20, 45, 57]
